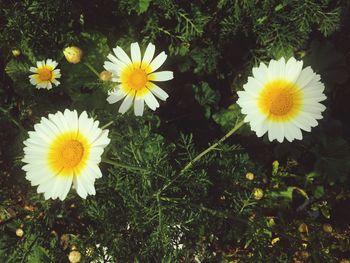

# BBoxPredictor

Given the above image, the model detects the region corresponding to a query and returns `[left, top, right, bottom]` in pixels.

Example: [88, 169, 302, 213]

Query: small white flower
[22, 109, 110, 200]
[29, 59, 61, 90]
[104, 42, 173, 116]
[237, 57, 327, 142]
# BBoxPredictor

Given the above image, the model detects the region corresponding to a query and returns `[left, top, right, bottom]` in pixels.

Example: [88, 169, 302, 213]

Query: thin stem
[101, 121, 113, 130]
[180, 119, 245, 174]
[101, 158, 148, 172]
[84, 62, 100, 78]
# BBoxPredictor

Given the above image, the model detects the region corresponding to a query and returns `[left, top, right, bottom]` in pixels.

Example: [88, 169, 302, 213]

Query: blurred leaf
[138, 0, 151, 14]
[213, 104, 250, 134]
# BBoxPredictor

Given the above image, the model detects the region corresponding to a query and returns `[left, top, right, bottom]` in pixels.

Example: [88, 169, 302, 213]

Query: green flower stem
[180, 119, 246, 174]
[84, 62, 100, 78]
[101, 121, 114, 130]
[101, 158, 148, 172]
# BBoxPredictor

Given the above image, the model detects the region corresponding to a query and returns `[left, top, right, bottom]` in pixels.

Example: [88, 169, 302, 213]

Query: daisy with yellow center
[29, 59, 61, 90]
[237, 57, 326, 142]
[22, 109, 110, 200]
[104, 42, 173, 116]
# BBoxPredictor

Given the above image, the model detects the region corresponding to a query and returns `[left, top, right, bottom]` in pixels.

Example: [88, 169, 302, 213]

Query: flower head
[104, 42, 173, 116]
[237, 57, 326, 142]
[63, 46, 83, 64]
[12, 48, 21, 57]
[29, 59, 61, 89]
[22, 109, 110, 200]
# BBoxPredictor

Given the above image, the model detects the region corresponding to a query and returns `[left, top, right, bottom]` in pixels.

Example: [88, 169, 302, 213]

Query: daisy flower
[237, 57, 326, 142]
[22, 109, 110, 200]
[104, 42, 173, 116]
[29, 59, 61, 90]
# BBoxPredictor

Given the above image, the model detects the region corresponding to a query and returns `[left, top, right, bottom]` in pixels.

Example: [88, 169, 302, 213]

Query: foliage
[1, 0, 350, 262]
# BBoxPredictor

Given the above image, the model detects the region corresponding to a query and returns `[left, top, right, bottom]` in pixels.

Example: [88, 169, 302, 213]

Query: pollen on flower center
[38, 68, 52, 81]
[258, 79, 302, 119]
[60, 140, 84, 167]
[128, 68, 148, 90]
[48, 131, 90, 175]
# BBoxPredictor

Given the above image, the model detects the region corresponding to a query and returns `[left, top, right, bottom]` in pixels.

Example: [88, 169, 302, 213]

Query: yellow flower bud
[271, 237, 280, 245]
[16, 228, 24, 237]
[245, 172, 254, 181]
[68, 250, 81, 263]
[298, 223, 308, 234]
[253, 188, 264, 200]
[12, 48, 21, 57]
[63, 46, 83, 64]
[322, 224, 333, 233]
[99, 70, 112, 81]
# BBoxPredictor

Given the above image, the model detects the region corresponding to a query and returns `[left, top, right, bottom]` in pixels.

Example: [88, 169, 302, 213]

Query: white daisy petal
[113, 46, 132, 64]
[119, 93, 135, 114]
[149, 51, 167, 72]
[144, 92, 159, 111]
[142, 43, 156, 65]
[134, 97, 145, 116]
[149, 71, 174, 81]
[130, 42, 142, 63]
[107, 89, 127, 104]
[148, 83, 169, 101]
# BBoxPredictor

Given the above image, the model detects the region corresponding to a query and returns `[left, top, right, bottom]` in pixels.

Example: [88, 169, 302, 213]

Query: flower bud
[253, 188, 264, 200]
[322, 224, 333, 233]
[99, 70, 112, 81]
[245, 172, 254, 181]
[12, 48, 21, 57]
[63, 46, 83, 64]
[68, 250, 81, 263]
[16, 228, 24, 237]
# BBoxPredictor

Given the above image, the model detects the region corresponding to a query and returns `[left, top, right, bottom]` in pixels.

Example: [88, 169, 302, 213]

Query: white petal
[30, 67, 38, 73]
[118, 93, 134, 114]
[285, 57, 303, 83]
[130, 42, 141, 63]
[142, 43, 156, 65]
[252, 62, 268, 84]
[144, 92, 159, 111]
[92, 129, 110, 147]
[107, 88, 126, 104]
[134, 98, 145, 116]
[296, 66, 316, 89]
[148, 83, 169, 101]
[113, 46, 132, 65]
[149, 51, 167, 72]
[149, 71, 173, 81]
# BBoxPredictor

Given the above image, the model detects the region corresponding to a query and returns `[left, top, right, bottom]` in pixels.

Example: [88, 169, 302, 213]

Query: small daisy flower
[104, 42, 173, 116]
[29, 59, 61, 90]
[22, 109, 110, 200]
[237, 57, 326, 142]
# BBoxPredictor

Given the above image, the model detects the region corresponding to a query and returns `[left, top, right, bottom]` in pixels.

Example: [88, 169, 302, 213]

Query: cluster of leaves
[1, 0, 350, 262]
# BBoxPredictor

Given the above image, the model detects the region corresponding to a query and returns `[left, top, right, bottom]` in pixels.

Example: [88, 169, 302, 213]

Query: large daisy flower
[22, 109, 110, 200]
[29, 59, 61, 90]
[237, 57, 326, 142]
[104, 42, 173, 116]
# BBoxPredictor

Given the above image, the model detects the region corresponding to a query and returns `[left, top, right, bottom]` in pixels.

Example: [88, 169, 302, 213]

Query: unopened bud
[68, 250, 81, 263]
[16, 228, 24, 237]
[63, 46, 83, 64]
[99, 70, 112, 81]
[12, 48, 21, 57]
[245, 172, 254, 181]
[253, 188, 264, 200]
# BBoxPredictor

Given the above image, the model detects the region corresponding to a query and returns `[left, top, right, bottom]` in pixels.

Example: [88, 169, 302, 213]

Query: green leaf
[213, 104, 250, 134]
[138, 0, 151, 14]
[314, 186, 324, 199]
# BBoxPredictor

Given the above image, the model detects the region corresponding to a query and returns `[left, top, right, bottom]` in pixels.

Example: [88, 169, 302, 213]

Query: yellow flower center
[128, 68, 148, 90]
[37, 67, 53, 81]
[258, 79, 302, 121]
[120, 63, 155, 97]
[48, 131, 90, 176]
